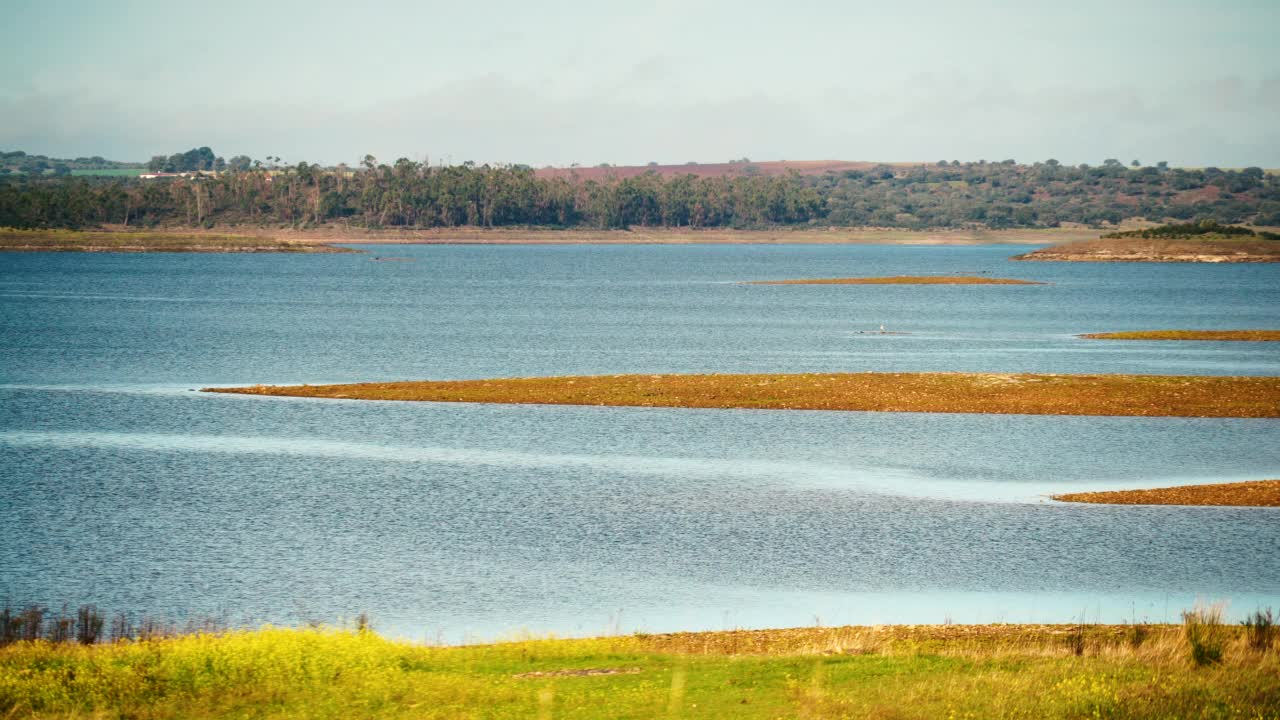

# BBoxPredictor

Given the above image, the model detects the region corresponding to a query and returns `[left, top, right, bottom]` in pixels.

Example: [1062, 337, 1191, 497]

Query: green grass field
[2, 622, 1276, 719]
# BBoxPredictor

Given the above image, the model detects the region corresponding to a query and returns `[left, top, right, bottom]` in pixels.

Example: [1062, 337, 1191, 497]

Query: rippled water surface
[1, 244, 1277, 639]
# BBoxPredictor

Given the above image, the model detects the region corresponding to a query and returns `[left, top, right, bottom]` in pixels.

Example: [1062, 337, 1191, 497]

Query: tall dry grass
[1183, 605, 1227, 666]
[1243, 608, 1275, 653]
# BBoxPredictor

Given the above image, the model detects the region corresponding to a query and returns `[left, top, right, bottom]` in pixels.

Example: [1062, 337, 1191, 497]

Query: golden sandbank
[1053, 480, 1280, 507]
[1080, 330, 1280, 342]
[747, 276, 1043, 285]
[204, 372, 1280, 418]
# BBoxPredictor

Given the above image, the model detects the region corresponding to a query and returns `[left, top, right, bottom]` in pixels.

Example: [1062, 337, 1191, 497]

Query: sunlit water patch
[0, 427, 1092, 504]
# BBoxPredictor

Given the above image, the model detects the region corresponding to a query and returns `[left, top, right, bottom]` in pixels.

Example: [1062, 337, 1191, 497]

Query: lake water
[1, 244, 1277, 641]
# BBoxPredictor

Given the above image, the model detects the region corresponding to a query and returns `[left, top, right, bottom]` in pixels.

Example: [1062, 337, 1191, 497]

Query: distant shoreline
[0, 226, 1095, 252]
[277, 226, 1084, 246]
[203, 372, 1280, 418]
[10, 225, 1276, 262]
[0, 229, 350, 254]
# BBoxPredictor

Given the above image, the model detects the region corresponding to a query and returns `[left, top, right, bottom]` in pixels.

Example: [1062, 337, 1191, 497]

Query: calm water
[1, 244, 1278, 640]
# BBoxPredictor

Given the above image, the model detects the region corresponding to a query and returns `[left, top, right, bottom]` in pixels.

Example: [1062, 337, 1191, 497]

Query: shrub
[1242, 608, 1274, 653]
[1064, 621, 1086, 657]
[1, 605, 46, 646]
[1182, 605, 1226, 666]
[76, 605, 104, 645]
[1127, 623, 1149, 649]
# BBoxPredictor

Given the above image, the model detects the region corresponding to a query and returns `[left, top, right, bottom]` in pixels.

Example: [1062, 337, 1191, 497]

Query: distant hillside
[1, 150, 142, 177]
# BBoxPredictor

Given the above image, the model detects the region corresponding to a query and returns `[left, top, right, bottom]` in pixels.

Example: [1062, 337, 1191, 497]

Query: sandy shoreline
[0, 229, 350, 253]
[283, 226, 1078, 246]
[2, 226, 1101, 251]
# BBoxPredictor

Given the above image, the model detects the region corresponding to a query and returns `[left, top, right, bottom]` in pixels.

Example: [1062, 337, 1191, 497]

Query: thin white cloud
[2, 67, 1276, 167]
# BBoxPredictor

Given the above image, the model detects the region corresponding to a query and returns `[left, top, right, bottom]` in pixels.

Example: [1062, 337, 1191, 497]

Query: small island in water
[1053, 479, 1280, 507]
[747, 275, 1044, 285]
[1013, 221, 1280, 262]
[204, 372, 1280, 418]
[1080, 330, 1280, 341]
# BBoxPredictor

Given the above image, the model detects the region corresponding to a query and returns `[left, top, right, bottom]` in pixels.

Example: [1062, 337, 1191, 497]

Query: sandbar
[204, 372, 1280, 418]
[1053, 480, 1280, 507]
[747, 276, 1043, 285]
[1080, 330, 1280, 342]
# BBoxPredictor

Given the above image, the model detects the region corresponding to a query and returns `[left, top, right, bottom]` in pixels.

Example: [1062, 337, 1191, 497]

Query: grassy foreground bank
[3, 621, 1278, 719]
[1080, 330, 1280, 342]
[1053, 479, 1280, 507]
[205, 372, 1280, 418]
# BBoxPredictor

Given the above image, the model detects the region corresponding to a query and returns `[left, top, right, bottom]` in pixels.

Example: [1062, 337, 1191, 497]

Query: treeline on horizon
[0, 150, 141, 176]
[1, 154, 1277, 231]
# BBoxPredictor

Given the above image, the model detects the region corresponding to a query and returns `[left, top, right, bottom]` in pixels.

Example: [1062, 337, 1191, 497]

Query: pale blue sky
[2, 0, 1277, 166]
